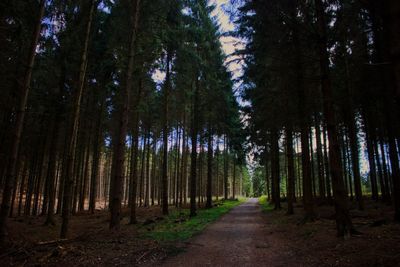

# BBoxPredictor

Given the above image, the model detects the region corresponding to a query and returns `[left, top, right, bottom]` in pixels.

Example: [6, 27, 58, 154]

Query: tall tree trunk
[129, 78, 142, 223]
[139, 136, 146, 206]
[315, 0, 354, 236]
[206, 126, 213, 209]
[9, 158, 23, 217]
[174, 126, 181, 207]
[44, 60, 65, 222]
[223, 136, 228, 200]
[151, 140, 157, 206]
[232, 160, 236, 200]
[270, 129, 281, 210]
[378, 131, 391, 202]
[190, 79, 200, 217]
[322, 123, 332, 200]
[60, 0, 95, 238]
[144, 129, 151, 208]
[343, 56, 364, 210]
[315, 114, 326, 201]
[0, 0, 45, 243]
[109, 0, 140, 230]
[363, 112, 378, 200]
[291, 8, 315, 219]
[379, 7, 400, 213]
[300, 125, 315, 219]
[180, 115, 187, 207]
[215, 139, 220, 200]
[161, 51, 171, 215]
[17, 162, 28, 217]
[265, 153, 270, 201]
[89, 103, 103, 214]
[44, 113, 61, 224]
[286, 127, 295, 215]
[79, 128, 91, 212]
[310, 128, 317, 199]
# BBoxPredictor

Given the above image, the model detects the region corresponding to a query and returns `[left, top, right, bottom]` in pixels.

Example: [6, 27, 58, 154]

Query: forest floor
[1, 198, 400, 266]
[0, 199, 243, 266]
[157, 198, 400, 267]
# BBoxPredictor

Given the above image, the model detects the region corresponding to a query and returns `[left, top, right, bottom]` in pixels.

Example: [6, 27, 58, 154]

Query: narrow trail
[160, 198, 288, 267]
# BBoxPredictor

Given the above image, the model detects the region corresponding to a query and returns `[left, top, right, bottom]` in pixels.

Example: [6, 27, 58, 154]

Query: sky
[152, 0, 245, 99]
[210, 0, 245, 93]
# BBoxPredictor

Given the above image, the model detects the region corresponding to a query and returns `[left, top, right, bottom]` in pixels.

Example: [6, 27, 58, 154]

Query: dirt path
[159, 198, 289, 267]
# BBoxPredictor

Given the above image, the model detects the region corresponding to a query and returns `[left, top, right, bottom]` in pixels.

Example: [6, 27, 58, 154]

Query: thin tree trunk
[0, 0, 45, 243]
[232, 160, 236, 200]
[180, 117, 187, 206]
[89, 103, 103, 213]
[44, 114, 61, 224]
[60, 0, 95, 238]
[322, 123, 332, 200]
[190, 79, 200, 217]
[161, 51, 171, 215]
[271, 129, 281, 210]
[206, 126, 213, 208]
[286, 127, 295, 215]
[223, 136, 228, 200]
[344, 62, 364, 209]
[315, 114, 326, 201]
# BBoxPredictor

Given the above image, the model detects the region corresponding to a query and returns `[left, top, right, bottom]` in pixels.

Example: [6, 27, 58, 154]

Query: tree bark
[60, 0, 96, 238]
[0, 0, 45, 243]
[315, 114, 326, 201]
[109, 0, 141, 230]
[190, 79, 200, 217]
[89, 102, 103, 214]
[206, 126, 213, 208]
[290, 7, 315, 219]
[286, 127, 295, 215]
[161, 51, 171, 215]
[315, 0, 354, 236]
[223, 136, 228, 200]
[270, 129, 281, 210]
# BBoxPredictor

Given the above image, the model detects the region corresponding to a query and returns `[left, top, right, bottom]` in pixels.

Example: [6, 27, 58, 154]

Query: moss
[139, 199, 246, 242]
[258, 195, 274, 212]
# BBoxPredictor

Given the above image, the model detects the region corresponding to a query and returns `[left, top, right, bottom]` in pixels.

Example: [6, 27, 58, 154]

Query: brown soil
[0, 207, 172, 266]
[1, 199, 400, 266]
[157, 198, 400, 267]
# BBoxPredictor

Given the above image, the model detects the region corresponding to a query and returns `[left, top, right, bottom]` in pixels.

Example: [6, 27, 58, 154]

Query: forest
[0, 0, 400, 266]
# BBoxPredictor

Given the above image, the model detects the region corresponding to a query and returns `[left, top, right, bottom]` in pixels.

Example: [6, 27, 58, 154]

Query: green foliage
[258, 195, 273, 212]
[140, 199, 245, 242]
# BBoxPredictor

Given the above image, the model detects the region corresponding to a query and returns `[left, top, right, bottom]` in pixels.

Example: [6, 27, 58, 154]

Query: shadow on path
[157, 198, 287, 267]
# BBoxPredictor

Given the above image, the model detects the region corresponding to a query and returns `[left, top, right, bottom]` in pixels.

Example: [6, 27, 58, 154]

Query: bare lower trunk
[315, 0, 353, 236]
[286, 127, 295, 215]
[61, 0, 96, 238]
[206, 126, 213, 209]
[190, 79, 200, 217]
[0, 0, 45, 243]
[270, 129, 281, 210]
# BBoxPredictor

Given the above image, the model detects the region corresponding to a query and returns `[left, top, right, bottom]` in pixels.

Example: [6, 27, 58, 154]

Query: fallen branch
[36, 239, 69, 246]
[136, 247, 157, 263]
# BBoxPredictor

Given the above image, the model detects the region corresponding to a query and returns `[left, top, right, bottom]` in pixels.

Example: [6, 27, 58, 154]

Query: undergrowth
[139, 198, 246, 242]
[258, 195, 274, 212]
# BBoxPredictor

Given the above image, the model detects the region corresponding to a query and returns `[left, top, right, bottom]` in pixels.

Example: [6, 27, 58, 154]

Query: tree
[0, 0, 46, 243]
[60, 0, 96, 238]
[314, 0, 354, 236]
[109, 0, 141, 230]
